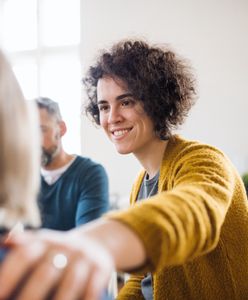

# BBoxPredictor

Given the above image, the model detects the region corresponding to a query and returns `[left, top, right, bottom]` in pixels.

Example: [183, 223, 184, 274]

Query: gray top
[137, 171, 159, 300]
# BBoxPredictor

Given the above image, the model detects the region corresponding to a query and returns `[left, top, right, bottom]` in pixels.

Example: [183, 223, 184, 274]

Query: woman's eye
[122, 101, 129, 106]
[98, 105, 109, 112]
[122, 99, 134, 107]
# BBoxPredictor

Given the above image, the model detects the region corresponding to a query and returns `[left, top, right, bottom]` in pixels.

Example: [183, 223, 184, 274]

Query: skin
[97, 76, 168, 178]
[39, 108, 74, 170]
[0, 77, 168, 300]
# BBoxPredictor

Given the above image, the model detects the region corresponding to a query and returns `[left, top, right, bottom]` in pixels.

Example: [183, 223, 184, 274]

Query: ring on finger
[52, 253, 68, 270]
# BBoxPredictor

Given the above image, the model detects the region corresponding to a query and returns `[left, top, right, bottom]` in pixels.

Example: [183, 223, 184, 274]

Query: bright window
[41, 0, 80, 47]
[0, 0, 81, 154]
[2, 0, 37, 51]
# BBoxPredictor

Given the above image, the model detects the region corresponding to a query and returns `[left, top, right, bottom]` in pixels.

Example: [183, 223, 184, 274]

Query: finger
[15, 254, 63, 300]
[0, 241, 45, 299]
[53, 258, 91, 300]
[84, 269, 109, 300]
[3, 230, 34, 246]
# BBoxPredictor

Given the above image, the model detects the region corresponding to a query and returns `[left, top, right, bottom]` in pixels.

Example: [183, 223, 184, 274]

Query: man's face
[39, 108, 61, 167]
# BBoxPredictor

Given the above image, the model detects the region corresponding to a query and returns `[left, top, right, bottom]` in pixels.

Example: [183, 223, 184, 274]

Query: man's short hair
[35, 97, 62, 121]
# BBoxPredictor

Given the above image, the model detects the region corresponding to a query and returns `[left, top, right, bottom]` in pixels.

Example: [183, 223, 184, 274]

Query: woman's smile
[97, 76, 158, 156]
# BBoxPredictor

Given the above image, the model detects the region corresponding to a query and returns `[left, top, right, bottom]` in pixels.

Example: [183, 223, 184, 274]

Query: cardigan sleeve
[105, 144, 237, 274]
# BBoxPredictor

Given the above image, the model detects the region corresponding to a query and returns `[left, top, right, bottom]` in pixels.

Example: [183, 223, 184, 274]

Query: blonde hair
[0, 50, 40, 228]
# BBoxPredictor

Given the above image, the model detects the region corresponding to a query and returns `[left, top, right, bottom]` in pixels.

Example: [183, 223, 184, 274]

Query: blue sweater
[38, 156, 109, 230]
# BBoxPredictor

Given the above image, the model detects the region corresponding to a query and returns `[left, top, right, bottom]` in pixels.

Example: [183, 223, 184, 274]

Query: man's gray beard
[41, 146, 58, 167]
[41, 151, 53, 167]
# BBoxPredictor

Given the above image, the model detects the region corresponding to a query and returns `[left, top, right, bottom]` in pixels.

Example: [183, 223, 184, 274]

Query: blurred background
[0, 0, 247, 207]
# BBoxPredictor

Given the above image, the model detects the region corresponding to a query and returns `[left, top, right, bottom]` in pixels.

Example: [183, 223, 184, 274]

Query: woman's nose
[108, 107, 123, 124]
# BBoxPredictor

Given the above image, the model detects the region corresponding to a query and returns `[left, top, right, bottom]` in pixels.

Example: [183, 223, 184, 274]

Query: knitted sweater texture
[108, 135, 248, 300]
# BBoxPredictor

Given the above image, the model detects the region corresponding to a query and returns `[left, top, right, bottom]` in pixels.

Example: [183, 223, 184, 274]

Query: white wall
[80, 0, 248, 205]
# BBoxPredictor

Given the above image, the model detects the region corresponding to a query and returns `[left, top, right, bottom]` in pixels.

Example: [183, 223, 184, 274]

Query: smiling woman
[83, 39, 248, 299]
[96, 77, 155, 157]
[84, 41, 196, 140]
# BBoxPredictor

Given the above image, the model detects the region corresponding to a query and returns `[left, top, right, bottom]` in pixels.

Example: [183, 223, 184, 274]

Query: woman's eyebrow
[97, 100, 107, 105]
[116, 93, 133, 100]
[97, 93, 133, 105]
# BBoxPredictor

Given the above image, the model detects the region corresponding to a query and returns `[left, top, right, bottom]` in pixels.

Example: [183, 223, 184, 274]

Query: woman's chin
[114, 145, 132, 155]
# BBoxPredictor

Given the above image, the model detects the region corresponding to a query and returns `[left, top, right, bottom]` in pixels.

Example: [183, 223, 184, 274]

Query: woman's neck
[134, 139, 169, 179]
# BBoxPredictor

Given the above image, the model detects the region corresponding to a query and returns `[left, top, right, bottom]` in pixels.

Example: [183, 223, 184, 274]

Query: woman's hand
[0, 229, 114, 300]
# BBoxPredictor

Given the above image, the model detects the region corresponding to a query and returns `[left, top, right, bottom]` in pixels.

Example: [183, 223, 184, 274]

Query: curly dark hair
[83, 39, 197, 139]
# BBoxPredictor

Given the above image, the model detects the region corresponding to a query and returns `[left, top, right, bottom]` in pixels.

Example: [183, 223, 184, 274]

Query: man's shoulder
[65, 156, 107, 184]
[74, 155, 102, 167]
[71, 155, 106, 174]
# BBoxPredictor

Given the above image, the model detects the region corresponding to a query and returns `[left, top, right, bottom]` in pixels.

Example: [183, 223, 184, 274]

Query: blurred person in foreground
[0, 39, 247, 300]
[0, 48, 40, 279]
[34, 97, 109, 230]
[0, 50, 40, 232]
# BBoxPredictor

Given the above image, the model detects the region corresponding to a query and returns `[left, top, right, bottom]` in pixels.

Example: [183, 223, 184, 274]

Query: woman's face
[97, 76, 159, 156]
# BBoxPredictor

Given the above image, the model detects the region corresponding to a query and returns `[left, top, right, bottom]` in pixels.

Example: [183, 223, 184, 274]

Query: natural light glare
[41, 0, 80, 47]
[1, 0, 82, 155]
[3, 0, 37, 51]
[40, 53, 81, 153]
[12, 59, 38, 100]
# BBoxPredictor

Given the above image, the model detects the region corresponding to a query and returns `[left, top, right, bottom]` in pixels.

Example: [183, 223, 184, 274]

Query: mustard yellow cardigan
[108, 135, 248, 300]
